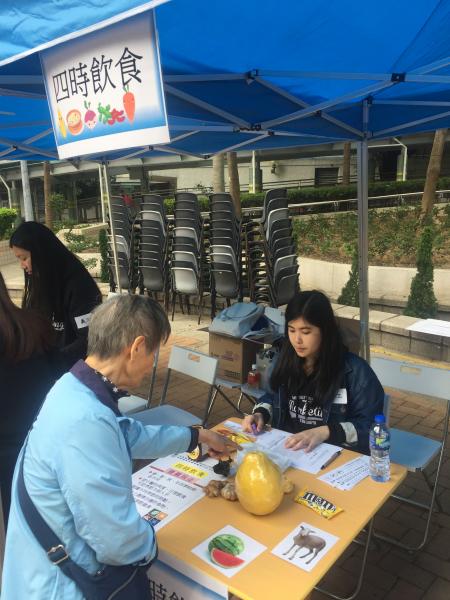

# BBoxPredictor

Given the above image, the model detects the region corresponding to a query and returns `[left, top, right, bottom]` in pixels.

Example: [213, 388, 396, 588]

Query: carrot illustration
[123, 86, 135, 123]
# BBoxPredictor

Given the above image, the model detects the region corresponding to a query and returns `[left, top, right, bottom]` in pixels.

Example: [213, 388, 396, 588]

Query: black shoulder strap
[17, 450, 91, 581]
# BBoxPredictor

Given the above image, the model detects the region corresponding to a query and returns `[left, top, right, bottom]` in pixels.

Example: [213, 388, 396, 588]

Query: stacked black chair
[171, 192, 206, 323]
[107, 196, 136, 292]
[245, 188, 298, 306]
[209, 193, 242, 316]
[136, 193, 170, 308]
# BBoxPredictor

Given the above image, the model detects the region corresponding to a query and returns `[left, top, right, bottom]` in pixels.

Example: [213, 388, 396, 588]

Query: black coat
[0, 351, 58, 523]
[50, 263, 102, 370]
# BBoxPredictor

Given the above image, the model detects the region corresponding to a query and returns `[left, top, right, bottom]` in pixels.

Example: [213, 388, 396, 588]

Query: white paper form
[318, 455, 370, 490]
[407, 319, 450, 338]
[222, 420, 342, 474]
[270, 440, 343, 474]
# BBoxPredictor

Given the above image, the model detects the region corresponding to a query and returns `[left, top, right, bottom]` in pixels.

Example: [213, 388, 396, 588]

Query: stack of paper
[270, 440, 343, 475]
[222, 420, 342, 475]
[318, 456, 370, 490]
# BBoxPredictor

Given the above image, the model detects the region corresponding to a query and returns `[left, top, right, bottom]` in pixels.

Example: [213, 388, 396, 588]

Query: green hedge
[162, 177, 450, 212]
[0, 208, 17, 240]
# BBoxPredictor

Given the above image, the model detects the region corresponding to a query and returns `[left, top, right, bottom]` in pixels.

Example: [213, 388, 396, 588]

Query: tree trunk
[253, 152, 263, 193]
[342, 142, 351, 185]
[212, 153, 225, 192]
[43, 161, 53, 229]
[227, 151, 241, 217]
[421, 129, 447, 219]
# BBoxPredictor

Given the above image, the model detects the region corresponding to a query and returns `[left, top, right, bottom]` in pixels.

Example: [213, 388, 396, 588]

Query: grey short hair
[87, 295, 171, 359]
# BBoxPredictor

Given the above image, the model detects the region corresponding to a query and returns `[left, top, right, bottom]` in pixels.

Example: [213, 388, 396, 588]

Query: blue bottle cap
[374, 414, 385, 423]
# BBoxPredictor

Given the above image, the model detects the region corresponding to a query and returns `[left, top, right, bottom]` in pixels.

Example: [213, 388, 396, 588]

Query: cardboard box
[336, 316, 360, 354]
[209, 332, 260, 383]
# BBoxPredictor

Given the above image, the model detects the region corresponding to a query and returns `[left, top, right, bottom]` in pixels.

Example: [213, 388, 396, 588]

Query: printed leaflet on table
[132, 453, 225, 529]
[318, 455, 370, 490]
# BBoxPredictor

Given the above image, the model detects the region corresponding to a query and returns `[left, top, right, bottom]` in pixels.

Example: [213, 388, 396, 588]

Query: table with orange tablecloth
[151, 420, 407, 600]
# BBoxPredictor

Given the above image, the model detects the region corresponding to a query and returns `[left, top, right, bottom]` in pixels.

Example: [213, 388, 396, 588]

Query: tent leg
[356, 140, 370, 362]
[20, 160, 34, 221]
[102, 163, 122, 294]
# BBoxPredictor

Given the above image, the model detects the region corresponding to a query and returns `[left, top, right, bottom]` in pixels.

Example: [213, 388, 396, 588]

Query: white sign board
[41, 12, 169, 158]
[149, 550, 228, 600]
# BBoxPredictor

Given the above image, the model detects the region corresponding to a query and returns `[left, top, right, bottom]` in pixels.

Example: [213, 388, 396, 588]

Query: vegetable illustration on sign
[84, 101, 97, 129]
[123, 86, 135, 123]
[108, 108, 125, 125]
[66, 109, 83, 135]
[98, 102, 112, 125]
[57, 109, 67, 138]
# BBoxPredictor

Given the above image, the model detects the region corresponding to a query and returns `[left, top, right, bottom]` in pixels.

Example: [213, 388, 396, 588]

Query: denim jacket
[253, 352, 384, 454]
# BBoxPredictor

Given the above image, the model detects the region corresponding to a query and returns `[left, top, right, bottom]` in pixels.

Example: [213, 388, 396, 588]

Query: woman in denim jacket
[243, 291, 384, 454]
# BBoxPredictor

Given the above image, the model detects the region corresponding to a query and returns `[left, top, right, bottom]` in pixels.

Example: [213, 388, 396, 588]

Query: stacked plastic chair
[108, 196, 136, 292]
[136, 193, 170, 308]
[245, 188, 299, 306]
[209, 193, 242, 316]
[170, 192, 206, 323]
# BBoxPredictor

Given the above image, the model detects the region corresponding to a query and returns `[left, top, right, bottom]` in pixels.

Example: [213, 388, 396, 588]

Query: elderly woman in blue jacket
[2, 295, 238, 600]
[243, 291, 384, 454]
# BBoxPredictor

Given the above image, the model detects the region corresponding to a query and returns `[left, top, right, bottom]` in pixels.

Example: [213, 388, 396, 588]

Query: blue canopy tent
[2, 0, 450, 357]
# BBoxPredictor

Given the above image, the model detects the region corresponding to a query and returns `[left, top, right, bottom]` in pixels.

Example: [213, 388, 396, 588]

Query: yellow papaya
[235, 451, 284, 516]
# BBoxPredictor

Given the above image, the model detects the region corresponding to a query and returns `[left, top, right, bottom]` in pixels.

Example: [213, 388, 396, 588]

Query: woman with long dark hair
[0, 273, 56, 523]
[243, 290, 384, 454]
[10, 221, 102, 369]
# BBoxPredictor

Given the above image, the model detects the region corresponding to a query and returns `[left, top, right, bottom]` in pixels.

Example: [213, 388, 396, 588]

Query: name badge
[333, 388, 347, 404]
[75, 313, 91, 329]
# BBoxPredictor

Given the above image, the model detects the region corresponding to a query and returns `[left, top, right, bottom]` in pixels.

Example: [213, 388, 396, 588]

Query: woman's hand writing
[242, 412, 265, 434]
[284, 425, 330, 452]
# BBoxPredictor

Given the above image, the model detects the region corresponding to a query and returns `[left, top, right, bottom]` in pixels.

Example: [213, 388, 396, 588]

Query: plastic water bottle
[369, 414, 390, 482]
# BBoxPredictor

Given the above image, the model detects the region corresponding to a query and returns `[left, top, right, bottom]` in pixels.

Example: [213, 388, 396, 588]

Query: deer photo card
[271, 522, 339, 572]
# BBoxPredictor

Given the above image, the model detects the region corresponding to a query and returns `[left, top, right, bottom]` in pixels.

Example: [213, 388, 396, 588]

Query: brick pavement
[132, 314, 450, 600]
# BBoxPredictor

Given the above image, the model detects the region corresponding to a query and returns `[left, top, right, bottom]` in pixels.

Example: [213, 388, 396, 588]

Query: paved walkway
[2, 261, 450, 599]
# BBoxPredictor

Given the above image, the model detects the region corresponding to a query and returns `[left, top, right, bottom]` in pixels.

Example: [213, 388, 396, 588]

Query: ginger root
[203, 480, 226, 498]
[282, 475, 295, 494]
[220, 481, 238, 501]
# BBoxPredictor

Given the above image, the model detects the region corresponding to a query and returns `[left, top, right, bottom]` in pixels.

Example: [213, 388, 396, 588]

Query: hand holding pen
[242, 412, 265, 434]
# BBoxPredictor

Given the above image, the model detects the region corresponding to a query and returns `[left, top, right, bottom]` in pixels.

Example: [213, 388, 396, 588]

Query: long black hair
[270, 290, 346, 406]
[0, 272, 54, 363]
[10, 221, 95, 319]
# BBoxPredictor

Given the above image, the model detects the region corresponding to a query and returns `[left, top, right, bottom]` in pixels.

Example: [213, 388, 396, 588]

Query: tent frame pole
[357, 136, 370, 362]
[20, 160, 34, 221]
[102, 163, 122, 294]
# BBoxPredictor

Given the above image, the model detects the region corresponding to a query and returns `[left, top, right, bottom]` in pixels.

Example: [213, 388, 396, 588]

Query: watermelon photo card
[271, 521, 339, 572]
[191, 525, 266, 578]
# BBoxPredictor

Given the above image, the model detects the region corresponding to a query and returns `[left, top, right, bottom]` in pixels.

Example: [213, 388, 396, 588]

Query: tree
[43, 161, 53, 229]
[342, 142, 351, 185]
[404, 225, 438, 318]
[50, 192, 68, 223]
[227, 151, 241, 217]
[421, 129, 447, 219]
[337, 244, 359, 307]
[212, 153, 225, 192]
[98, 229, 110, 283]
